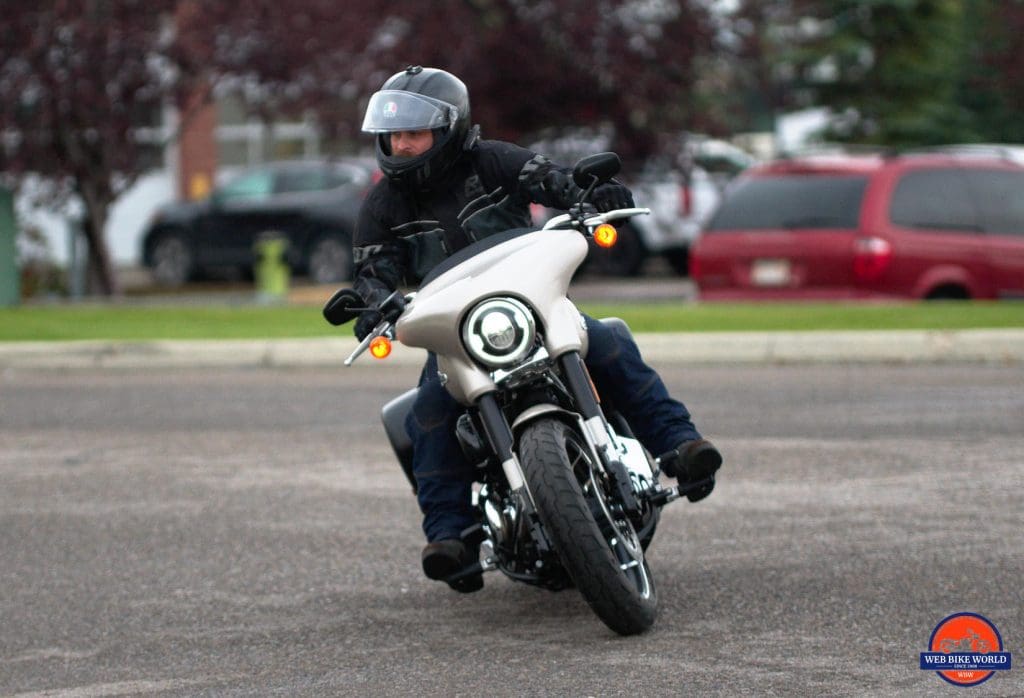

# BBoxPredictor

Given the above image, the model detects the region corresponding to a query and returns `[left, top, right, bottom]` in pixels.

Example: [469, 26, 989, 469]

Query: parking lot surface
[1, 362, 1021, 696]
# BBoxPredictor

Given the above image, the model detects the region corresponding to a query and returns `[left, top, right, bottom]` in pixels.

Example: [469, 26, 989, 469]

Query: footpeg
[642, 483, 679, 507]
[677, 475, 715, 503]
[445, 556, 497, 583]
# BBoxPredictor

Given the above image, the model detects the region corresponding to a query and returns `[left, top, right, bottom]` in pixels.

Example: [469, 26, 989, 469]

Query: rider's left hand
[354, 309, 382, 341]
[591, 183, 635, 212]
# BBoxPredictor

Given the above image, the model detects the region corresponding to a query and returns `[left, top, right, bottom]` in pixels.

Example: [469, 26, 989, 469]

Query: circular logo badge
[925, 612, 1007, 687]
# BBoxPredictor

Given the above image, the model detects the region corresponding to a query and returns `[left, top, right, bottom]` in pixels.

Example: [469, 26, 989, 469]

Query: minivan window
[705, 175, 868, 231]
[962, 169, 1024, 236]
[889, 168, 981, 231]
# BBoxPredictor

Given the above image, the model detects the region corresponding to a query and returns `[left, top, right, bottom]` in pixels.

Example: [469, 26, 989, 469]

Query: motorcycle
[324, 153, 707, 635]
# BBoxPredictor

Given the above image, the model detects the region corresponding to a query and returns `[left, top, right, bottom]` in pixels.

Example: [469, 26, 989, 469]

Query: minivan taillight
[853, 236, 893, 282]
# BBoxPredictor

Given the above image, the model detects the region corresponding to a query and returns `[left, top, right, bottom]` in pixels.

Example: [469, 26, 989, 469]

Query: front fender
[511, 403, 579, 435]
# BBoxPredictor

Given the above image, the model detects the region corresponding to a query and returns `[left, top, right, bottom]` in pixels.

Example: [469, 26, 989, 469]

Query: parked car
[604, 163, 723, 276]
[141, 159, 377, 286]
[528, 131, 754, 276]
[612, 136, 755, 276]
[690, 147, 1024, 300]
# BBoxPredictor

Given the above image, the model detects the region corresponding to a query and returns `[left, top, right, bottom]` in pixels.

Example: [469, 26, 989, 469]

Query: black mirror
[322, 288, 366, 326]
[572, 152, 621, 189]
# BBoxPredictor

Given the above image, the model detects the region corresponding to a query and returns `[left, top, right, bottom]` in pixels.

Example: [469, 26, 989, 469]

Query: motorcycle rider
[352, 66, 722, 592]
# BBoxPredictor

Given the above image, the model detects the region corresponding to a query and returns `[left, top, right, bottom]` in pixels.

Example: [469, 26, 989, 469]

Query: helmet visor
[361, 90, 459, 133]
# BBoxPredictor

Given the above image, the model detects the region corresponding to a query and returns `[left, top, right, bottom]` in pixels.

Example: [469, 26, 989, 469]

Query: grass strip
[0, 301, 1021, 341]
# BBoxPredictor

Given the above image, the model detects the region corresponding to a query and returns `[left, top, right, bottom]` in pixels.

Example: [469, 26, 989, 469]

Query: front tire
[149, 231, 193, 287]
[306, 234, 352, 285]
[518, 418, 657, 635]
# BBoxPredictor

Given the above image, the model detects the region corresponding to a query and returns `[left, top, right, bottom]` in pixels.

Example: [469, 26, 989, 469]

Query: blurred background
[2, 0, 1022, 301]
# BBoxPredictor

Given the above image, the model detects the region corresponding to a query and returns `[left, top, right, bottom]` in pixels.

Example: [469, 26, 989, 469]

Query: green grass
[577, 301, 1024, 333]
[1, 300, 1022, 341]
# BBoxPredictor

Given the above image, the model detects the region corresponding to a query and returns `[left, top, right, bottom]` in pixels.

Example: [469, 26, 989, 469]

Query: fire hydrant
[253, 235, 290, 303]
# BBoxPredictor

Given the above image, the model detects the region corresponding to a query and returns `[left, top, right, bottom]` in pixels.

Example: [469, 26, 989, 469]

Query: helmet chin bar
[376, 128, 460, 187]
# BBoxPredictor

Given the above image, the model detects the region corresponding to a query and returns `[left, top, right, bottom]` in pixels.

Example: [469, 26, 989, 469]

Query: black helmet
[362, 66, 475, 188]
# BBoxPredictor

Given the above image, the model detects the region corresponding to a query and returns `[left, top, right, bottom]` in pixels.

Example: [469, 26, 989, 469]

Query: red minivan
[690, 150, 1024, 300]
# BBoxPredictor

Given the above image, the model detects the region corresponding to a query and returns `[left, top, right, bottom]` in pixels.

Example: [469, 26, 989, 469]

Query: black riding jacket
[352, 140, 583, 305]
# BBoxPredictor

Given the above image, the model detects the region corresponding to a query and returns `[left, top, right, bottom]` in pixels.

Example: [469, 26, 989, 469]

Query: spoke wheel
[307, 235, 352, 284]
[150, 233, 193, 287]
[518, 418, 657, 635]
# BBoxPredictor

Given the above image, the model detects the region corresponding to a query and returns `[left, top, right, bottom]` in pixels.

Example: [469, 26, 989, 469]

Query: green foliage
[783, 0, 1024, 146]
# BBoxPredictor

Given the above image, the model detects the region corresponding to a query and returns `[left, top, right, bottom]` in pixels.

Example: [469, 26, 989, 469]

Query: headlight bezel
[461, 297, 537, 368]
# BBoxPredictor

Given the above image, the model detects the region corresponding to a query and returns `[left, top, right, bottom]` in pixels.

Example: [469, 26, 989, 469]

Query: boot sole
[422, 550, 484, 593]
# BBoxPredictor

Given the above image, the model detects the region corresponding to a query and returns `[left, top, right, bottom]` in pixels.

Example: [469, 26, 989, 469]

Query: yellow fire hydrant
[253, 235, 290, 303]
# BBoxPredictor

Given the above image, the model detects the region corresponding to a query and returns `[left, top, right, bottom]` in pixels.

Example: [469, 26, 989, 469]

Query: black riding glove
[352, 281, 391, 341]
[591, 182, 634, 213]
[354, 310, 382, 341]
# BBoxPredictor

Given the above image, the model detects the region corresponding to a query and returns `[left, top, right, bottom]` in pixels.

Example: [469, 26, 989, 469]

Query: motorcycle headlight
[462, 297, 536, 368]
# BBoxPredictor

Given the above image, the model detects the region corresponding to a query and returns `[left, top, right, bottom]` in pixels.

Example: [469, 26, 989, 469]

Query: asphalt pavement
[3, 363, 1022, 695]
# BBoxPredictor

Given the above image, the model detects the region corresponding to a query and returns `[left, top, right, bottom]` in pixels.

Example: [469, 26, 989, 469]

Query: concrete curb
[1, 329, 1022, 370]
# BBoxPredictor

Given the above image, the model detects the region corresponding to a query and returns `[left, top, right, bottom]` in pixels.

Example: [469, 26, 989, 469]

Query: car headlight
[462, 297, 536, 368]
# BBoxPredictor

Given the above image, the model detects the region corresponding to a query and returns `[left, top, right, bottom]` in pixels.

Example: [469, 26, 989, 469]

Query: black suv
[141, 159, 376, 286]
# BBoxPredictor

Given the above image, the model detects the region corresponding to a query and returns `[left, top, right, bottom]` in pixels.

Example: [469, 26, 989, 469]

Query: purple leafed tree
[0, 1, 212, 295]
[186, 0, 715, 165]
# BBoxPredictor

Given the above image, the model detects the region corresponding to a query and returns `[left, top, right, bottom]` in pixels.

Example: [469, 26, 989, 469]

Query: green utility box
[0, 187, 18, 306]
[253, 235, 290, 303]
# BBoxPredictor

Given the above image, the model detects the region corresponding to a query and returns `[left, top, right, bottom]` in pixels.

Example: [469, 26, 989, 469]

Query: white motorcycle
[324, 153, 704, 635]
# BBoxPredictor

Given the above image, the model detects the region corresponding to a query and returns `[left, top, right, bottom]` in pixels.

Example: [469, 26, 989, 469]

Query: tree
[957, 0, 1024, 143]
[0, 1, 206, 294]
[187, 0, 716, 166]
[751, 0, 1024, 148]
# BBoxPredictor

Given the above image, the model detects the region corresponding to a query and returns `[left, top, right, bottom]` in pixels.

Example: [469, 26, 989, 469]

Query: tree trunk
[81, 212, 119, 296]
[77, 181, 120, 297]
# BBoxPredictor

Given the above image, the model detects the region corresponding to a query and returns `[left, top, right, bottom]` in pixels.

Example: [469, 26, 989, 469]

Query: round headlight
[462, 298, 536, 368]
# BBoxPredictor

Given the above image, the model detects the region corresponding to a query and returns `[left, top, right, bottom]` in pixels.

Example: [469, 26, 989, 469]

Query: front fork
[456, 352, 681, 584]
[558, 351, 691, 510]
[473, 391, 555, 560]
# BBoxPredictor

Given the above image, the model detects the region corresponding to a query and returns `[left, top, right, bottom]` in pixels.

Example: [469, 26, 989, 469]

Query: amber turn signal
[593, 223, 618, 248]
[369, 336, 392, 359]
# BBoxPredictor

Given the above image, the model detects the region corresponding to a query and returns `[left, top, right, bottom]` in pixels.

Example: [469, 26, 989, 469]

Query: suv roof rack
[897, 143, 1024, 163]
[776, 143, 892, 160]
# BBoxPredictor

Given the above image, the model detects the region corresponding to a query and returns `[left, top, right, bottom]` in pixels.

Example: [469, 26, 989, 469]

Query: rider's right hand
[354, 310, 382, 341]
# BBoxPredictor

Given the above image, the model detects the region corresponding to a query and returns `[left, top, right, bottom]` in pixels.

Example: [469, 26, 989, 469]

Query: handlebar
[342, 291, 415, 365]
[343, 320, 394, 366]
[542, 206, 651, 231]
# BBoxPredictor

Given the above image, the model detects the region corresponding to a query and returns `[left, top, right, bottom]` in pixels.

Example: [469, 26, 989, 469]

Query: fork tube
[559, 351, 613, 455]
[476, 392, 526, 490]
[558, 351, 602, 420]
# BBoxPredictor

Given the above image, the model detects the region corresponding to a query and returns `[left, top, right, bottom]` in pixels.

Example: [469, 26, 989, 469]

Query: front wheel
[518, 418, 657, 635]
[306, 234, 352, 285]
[149, 231, 193, 287]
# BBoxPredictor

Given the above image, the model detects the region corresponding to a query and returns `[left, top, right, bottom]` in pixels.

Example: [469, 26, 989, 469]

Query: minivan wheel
[307, 235, 352, 285]
[663, 247, 690, 276]
[150, 232, 193, 287]
[926, 285, 970, 300]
